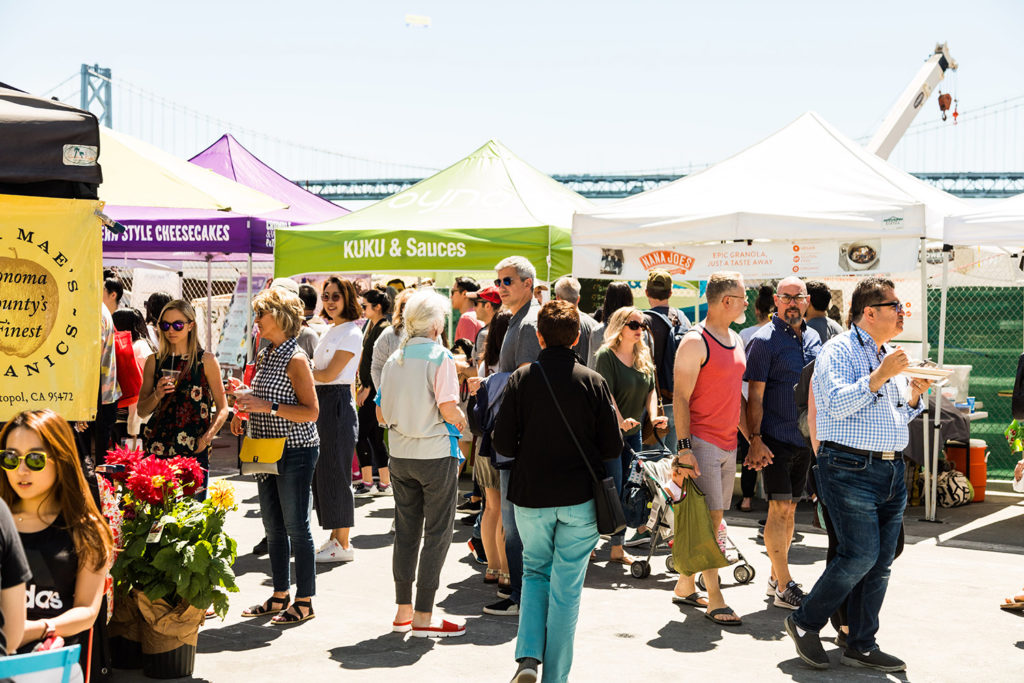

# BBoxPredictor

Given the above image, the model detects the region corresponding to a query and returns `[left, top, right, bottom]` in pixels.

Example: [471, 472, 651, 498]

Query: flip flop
[672, 591, 708, 608]
[608, 555, 634, 566]
[705, 607, 742, 626]
[1000, 599, 1024, 611]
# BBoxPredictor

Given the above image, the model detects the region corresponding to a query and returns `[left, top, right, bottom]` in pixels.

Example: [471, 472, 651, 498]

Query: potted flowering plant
[105, 445, 239, 678]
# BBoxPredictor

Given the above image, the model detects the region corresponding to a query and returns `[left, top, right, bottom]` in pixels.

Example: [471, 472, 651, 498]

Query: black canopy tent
[0, 81, 102, 199]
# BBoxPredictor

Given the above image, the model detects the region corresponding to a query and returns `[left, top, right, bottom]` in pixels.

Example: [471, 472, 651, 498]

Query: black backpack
[646, 309, 687, 395]
[1013, 353, 1024, 420]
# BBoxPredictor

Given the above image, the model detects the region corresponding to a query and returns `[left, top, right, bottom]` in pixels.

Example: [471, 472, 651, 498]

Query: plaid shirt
[812, 324, 924, 452]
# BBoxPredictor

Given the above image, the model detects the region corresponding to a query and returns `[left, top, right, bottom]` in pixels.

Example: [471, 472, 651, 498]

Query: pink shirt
[455, 310, 485, 343]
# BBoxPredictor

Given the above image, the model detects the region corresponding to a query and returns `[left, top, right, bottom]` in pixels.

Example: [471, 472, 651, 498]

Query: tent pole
[918, 238, 934, 521]
[206, 254, 213, 353]
[245, 254, 253, 364]
[930, 250, 950, 521]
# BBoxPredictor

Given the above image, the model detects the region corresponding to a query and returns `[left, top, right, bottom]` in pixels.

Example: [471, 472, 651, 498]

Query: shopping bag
[671, 478, 730, 577]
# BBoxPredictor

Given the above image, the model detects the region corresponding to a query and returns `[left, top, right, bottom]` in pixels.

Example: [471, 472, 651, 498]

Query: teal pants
[513, 501, 600, 683]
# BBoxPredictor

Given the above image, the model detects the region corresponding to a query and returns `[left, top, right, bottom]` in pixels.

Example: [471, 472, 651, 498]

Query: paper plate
[901, 367, 954, 380]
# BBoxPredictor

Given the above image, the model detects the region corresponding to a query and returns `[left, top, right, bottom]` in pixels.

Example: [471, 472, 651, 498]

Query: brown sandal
[241, 595, 289, 617]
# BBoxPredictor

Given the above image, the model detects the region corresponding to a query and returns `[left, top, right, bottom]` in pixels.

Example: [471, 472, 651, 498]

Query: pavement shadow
[197, 620, 283, 654]
[351, 532, 394, 550]
[328, 633, 435, 670]
[230, 552, 273, 580]
[435, 575, 517, 646]
[733, 602, 791, 642]
[366, 507, 395, 519]
[646, 616, 722, 653]
[777, 655, 908, 681]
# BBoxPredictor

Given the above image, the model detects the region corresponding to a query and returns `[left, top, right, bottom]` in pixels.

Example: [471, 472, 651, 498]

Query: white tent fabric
[573, 111, 966, 245]
[944, 192, 1024, 246]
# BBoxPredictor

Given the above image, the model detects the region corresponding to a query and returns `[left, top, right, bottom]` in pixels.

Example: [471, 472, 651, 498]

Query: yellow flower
[208, 480, 237, 511]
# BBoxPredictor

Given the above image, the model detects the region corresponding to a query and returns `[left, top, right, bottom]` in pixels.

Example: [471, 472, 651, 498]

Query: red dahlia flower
[105, 444, 144, 482]
[125, 456, 178, 505]
[167, 456, 205, 496]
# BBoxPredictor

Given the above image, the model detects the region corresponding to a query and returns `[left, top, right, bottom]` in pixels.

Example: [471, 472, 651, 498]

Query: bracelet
[676, 437, 692, 451]
[41, 619, 56, 638]
[749, 433, 762, 440]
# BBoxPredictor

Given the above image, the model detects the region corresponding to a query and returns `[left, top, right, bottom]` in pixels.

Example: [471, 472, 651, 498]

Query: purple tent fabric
[189, 134, 348, 225]
[103, 205, 275, 260]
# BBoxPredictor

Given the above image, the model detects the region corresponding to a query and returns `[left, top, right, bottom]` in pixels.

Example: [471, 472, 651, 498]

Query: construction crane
[867, 42, 958, 160]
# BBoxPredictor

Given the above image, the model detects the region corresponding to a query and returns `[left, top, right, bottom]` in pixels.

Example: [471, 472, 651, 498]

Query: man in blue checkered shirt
[784, 277, 932, 674]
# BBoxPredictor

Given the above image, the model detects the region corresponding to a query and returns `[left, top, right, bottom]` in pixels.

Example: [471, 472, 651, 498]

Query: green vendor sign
[274, 140, 590, 280]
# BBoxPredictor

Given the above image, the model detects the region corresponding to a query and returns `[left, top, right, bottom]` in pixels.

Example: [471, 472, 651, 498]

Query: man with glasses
[785, 277, 931, 672]
[744, 276, 822, 610]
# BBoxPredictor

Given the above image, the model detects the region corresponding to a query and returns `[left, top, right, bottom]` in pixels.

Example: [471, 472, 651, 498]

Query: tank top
[688, 324, 746, 450]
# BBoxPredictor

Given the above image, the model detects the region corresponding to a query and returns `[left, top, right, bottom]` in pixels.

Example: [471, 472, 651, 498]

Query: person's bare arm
[136, 354, 167, 418]
[1, 583, 25, 652]
[648, 388, 667, 428]
[671, 333, 706, 479]
[235, 357, 319, 423]
[438, 400, 467, 433]
[312, 350, 355, 384]
[198, 353, 229, 452]
[21, 563, 104, 646]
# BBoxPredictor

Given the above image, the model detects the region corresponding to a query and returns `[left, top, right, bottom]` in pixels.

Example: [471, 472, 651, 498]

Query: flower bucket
[136, 592, 206, 679]
[108, 590, 143, 669]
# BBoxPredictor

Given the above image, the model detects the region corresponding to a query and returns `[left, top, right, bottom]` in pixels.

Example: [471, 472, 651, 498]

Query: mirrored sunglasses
[159, 320, 187, 331]
[0, 449, 48, 472]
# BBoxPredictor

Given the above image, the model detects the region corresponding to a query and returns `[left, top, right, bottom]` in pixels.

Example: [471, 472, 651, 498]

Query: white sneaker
[314, 538, 354, 563]
[374, 484, 393, 497]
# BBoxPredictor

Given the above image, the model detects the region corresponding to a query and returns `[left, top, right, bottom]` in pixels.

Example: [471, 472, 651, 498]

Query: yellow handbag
[239, 436, 286, 475]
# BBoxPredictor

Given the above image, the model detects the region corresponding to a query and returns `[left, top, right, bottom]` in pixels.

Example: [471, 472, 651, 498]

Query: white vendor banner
[576, 238, 921, 281]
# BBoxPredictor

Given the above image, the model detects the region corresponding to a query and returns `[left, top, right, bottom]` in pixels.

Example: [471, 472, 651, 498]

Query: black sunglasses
[868, 301, 903, 312]
[1, 449, 48, 472]
[625, 320, 646, 331]
[494, 276, 517, 287]
[159, 320, 187, 331]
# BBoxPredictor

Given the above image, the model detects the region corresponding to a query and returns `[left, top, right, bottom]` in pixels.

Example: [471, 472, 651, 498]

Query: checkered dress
[248, 337, 319, 448]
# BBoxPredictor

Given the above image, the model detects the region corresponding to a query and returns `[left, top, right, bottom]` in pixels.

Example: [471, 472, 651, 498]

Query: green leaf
[152, 546, 179, 572]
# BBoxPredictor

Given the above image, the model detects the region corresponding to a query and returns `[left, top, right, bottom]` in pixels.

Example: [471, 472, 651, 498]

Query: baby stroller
[626, 447, 756, 586]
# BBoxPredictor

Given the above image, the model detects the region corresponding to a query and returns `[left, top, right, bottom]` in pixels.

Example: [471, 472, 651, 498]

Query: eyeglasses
[721, 294, 747, 304]
[777, 294, 809, 304]
[625, 320, 646, 331]
[321, 292, 343, 302]
[494, 276, 517, 287]
[868, 301, 903, 312]
[0, 449, 48, 472]
[159, 320, 187, 331]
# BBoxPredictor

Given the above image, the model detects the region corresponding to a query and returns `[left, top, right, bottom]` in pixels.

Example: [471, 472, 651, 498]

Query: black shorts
[761, 434, 812, 501]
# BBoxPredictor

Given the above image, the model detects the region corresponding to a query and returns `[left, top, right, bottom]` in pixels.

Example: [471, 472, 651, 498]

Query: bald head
[774, 277, 809, 329]
[777, 276, 806, 292]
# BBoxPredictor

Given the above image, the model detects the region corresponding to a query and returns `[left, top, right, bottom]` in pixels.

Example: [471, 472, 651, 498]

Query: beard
[783, 307, 802, 325]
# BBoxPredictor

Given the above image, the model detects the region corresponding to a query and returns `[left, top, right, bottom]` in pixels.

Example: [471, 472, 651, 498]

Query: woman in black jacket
[493, 300, 622, 683]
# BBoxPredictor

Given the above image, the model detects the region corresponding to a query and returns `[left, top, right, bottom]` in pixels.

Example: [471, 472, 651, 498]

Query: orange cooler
[945, 438, 988, 502]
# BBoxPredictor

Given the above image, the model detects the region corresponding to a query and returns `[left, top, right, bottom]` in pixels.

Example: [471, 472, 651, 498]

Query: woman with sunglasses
[355, 288, 393, 498]
[308, 277, 363, 563]
[593, 307, 667, 565]
[1, 410, 114, 672]
[137, 300, 229, 497]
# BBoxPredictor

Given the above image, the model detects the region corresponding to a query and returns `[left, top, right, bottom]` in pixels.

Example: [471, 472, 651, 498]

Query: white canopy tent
[573, 110, 969, 520]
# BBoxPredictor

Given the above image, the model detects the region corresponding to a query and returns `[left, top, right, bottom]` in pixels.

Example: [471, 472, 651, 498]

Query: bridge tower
[80, 64, 112, 127]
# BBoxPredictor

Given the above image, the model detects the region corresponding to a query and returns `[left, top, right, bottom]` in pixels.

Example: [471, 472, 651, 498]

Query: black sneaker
[252, 537, 268, 556]
[483, 598, 519, 616]
[834, 630, 847, 649]
[511, 657, 540, 683]
[353, 483, 375, 498]
[774, 581, 806, 610]
[467, 537, 487, 565]
[840, 648, 906, 672]
[460, 512, 480, 527]
[457, 498, 482, 512]
[784, 615, 829, 670]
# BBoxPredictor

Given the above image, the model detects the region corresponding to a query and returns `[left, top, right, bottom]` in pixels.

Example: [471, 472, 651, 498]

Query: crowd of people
[0, 257, 934, 682]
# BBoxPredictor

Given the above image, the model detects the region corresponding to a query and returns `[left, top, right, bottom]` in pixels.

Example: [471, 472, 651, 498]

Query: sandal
[498, 571, 511, 588]
[484, 568, 500, 584]
[271, 598, 315, 625]
[705, 606, 742, 626]
[241, 595, 290, 618]
[672, 591, 709, 608]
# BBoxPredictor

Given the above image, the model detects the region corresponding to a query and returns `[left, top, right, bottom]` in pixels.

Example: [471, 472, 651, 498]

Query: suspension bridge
[43, 64, 1024, 200]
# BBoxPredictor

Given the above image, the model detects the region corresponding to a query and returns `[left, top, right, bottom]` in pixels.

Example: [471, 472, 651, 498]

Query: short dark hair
[363, 288, 392, 315]
[600, 281, 633, 322]
[806, 280, 832, 311]
[104, 277, 124, 304]
[111, 308, 148, 344]
[454, 276, 480, 294]
[298, 284, 318, 311]
[145, 292, 172, 325]
[848, 276, 895, 326]
[537, 300, 580, 348]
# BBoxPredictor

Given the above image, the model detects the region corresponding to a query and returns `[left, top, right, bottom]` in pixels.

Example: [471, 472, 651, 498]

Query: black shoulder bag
[534, 362, 626, 536]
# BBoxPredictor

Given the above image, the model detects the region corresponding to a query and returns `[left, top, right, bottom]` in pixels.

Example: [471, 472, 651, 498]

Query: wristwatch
[676, 437, 692, 452]
[270, 402, 280, 417]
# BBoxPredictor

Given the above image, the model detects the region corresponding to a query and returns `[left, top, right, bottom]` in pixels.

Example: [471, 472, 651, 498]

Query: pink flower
[125, 457, 178, 505]
[105, 444, 143, 482]
[167, 456, 205, 496]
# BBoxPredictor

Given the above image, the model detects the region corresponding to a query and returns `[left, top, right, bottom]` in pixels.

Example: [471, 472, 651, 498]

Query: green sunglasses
[0, 449, 49, 472]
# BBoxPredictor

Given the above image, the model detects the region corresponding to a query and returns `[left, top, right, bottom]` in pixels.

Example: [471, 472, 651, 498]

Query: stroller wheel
[665, 555, 676, 574]
[696, 574, 706, 591]
[734, 564, 755, 584]
[630, 560, 648, 579]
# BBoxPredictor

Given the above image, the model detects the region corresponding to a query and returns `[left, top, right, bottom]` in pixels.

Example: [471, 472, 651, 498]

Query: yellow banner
[0, 194, 102, 421]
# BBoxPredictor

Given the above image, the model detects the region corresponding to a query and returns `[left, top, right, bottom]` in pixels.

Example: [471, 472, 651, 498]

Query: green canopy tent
[274, 140, 591, 280]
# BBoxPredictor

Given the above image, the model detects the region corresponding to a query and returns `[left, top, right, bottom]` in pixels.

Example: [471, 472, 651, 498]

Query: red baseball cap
[469, 286, 501, 305]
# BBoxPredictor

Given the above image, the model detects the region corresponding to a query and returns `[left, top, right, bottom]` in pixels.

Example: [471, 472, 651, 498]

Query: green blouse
[594, 347, 654, 436]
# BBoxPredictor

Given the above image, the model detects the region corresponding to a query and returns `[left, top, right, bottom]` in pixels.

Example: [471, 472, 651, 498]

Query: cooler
[945, 439, 988, 502]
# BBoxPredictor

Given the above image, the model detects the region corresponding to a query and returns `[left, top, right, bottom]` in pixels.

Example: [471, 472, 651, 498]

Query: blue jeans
[257, 445, 319, 597]
[499, 469, 523, 604]
[793, 446, 906, 652]
[607, 431, 642, 545]
[514, 501, 600, 683]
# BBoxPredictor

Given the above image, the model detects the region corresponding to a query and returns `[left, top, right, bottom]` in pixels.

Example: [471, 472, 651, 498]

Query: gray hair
[705, 271, 744, 305]
[553, 276, 581, 304]
[397, 288, 449, 364]
[495, 255, 536, 283]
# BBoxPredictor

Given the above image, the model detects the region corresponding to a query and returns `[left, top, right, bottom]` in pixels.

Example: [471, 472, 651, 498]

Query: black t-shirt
[17, 515, 81, 653]
[0, 500, 31, 656]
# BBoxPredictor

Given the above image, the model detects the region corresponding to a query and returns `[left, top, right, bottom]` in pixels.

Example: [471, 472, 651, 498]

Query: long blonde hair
[599, 306, 654, 376]
[156, 299, 200, 378]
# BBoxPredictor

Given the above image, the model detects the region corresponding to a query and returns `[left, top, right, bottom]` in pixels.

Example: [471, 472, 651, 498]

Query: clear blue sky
[3, 0, 1021, 177]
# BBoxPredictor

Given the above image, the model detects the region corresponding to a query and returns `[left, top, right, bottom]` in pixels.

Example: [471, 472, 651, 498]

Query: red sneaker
[410, 619, 466, 638]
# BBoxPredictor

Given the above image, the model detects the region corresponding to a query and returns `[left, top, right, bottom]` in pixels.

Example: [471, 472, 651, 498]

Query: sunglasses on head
[494, 276, 516, 287]
[625, 320, 646, 331]
[321, 292, 343, 302]
[159, 320, 187, 331]
[1, 449, 48, 472]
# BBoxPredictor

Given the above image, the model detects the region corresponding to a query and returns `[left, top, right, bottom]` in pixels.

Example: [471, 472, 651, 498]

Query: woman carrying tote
[232, 288, 320, 625]
[377, 289, 467, 638]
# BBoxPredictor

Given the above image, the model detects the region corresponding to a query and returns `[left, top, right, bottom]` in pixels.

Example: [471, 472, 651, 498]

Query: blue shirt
[812, 324, 925, 452]
[744, 315, 822, 447]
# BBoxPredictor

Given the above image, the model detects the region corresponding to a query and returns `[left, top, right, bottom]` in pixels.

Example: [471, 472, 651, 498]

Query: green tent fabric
[274, 140, 591, 279]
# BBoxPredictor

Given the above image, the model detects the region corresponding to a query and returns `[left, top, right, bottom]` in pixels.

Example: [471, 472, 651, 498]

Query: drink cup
[161, 369, 180, 389]
[967, 396, 976, 412]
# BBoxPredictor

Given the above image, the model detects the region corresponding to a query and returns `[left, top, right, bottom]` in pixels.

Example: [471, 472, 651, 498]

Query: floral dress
[142, 351, 214, 460]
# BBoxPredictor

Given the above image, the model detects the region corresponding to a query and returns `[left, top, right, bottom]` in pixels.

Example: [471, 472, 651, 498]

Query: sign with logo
[577, 238, 919, 281]
[0, 194, 102, 421]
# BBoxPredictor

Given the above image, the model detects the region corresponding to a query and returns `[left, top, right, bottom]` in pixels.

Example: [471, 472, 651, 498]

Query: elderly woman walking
[232, 287, 320, 625]
[377, 288, 467, 638]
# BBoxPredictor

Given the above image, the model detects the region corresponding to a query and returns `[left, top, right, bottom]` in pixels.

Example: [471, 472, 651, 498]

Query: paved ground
[112, 442, 1024, 683]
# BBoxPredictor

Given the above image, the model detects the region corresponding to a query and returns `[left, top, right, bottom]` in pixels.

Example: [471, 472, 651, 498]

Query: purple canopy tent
[103, 133, 348, 355]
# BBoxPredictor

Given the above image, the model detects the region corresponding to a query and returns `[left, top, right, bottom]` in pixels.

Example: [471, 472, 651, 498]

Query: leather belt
[822, 441, 901, 461]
